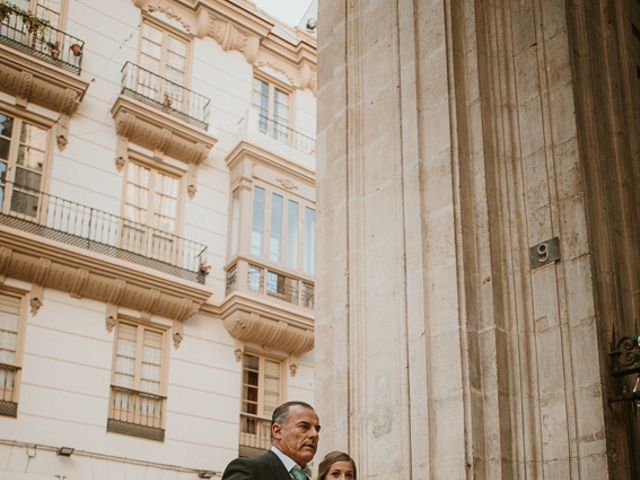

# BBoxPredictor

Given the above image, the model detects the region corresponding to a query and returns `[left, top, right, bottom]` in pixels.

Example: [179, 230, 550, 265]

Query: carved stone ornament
[289, 356, 299, 376]
[172, 331, 184, 349]
[276, 177, 298, 191]
[106, 315, 117, 333]
[115, 156, 126, 172]
[30, 297, 42, 316]
[187, 183, 197, 199]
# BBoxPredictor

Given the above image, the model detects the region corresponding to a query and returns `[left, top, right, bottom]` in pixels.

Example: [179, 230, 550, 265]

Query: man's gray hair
[271, 401, 315, 427]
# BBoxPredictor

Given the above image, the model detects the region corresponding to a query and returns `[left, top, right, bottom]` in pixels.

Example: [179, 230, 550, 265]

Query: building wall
[0, 0, 316, 478]
[316, 0, 639, 479]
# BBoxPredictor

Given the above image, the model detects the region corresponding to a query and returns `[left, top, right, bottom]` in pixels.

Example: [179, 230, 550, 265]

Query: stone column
[316, 0, 638, 478]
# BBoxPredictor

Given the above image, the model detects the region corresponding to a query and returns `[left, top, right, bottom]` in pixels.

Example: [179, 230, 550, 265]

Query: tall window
[253, 78, 290, 143]
[239, 353, 282, 452]
[0, 290, 25, 417]
[303, 207, 315, 275]
[0, 112, 49, 219]
[139, 19, 189, 110]
[108, 320, 166, 441]
[249, 185, 314, 274]
[122, 160, 180, 263]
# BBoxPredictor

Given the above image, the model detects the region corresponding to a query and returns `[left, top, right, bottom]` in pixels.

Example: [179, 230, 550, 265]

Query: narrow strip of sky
[253, 0, 313, 27]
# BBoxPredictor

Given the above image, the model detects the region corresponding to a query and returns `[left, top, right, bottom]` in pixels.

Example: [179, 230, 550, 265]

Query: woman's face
[325, 461, 355, 480]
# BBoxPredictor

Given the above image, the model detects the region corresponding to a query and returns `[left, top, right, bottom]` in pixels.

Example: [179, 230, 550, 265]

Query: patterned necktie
[290, 466, 308, 480]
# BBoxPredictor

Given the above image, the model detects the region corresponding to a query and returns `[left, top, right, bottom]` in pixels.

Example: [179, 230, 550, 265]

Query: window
[121, 160, 181, 263]
[0, 290, 26, 418]
[0, 112, 49, 219]
[253, 77, 290, 142]
[107, 320, 167, 441]
[138, 19, 189, 110]
[239, 353, 282, 454]
[12, 0, 64, 28]
[249, 185, 315, 274]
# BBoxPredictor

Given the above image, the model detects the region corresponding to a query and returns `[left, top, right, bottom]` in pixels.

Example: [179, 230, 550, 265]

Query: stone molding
[226, 140, 315, 197]
[0, 44, 90, 150]
[219, 291, 314, 357]
[111, 95, 217, 166]
[0, 225, 211, 323]
[133, 0, 317, 93]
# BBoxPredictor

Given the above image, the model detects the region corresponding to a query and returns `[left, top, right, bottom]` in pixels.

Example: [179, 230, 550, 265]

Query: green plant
[0, 2, 49, 34]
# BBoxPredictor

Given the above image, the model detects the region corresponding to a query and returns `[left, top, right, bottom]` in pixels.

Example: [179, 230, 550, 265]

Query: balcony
[236, 108, 315, 169]
[239, 413, 271, 457]
[226, 258, 314, 310]
[0, 3, 88, 128]
[112, 63, 216, 166]
[121, 62, 209, 129]
[220, 257, 314, 358]
[0, 3, 84, 74]
[0, 363, 18, 417]
[107, 385, 165, 442]
[0, 182, 207, 284]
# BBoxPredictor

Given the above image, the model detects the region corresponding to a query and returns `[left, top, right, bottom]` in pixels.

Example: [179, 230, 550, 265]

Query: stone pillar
[316, 0, 639, 478]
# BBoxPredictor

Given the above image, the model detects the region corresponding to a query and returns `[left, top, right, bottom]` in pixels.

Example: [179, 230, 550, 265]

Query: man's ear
[272, 422, 282, 440]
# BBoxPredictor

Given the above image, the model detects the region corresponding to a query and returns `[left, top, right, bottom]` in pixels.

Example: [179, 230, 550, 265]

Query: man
[222, 401, 321, 480]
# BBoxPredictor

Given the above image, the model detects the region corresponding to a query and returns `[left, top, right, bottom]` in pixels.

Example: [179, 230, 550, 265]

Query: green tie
[290, 466, 307, 480]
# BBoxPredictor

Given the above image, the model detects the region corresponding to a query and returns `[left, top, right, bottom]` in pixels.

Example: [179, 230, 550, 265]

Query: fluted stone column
[315, 0, 640, 479]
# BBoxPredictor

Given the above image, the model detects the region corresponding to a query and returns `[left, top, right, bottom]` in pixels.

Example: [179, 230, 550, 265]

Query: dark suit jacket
[221, 450, 292, 480]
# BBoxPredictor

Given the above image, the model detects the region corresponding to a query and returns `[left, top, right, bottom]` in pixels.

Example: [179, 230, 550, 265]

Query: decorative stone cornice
[0, 44, 89, 150]
[226, 141, 315, 191]
[133, 0, 317, 93]
[0, 225, 212, 323]
[111, 96, 217, 165]
[220, 292, 314, 356]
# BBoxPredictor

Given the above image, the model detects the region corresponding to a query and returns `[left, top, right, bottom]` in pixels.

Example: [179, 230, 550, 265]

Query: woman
[317, 451, 357, 480]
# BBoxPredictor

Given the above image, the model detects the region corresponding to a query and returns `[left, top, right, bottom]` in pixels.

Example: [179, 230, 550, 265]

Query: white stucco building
[0, 0, 317, 478]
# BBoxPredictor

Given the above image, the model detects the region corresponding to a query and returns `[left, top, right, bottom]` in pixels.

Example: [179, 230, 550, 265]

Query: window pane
[248, 265, 263, 292]
[168, 36, 187, 56]
[0, 139, 10, 161]
[10, 190, 39, 217]
[269, 193, 283, 263]
[304, 207, 315, 275]
[142, 23, 163, 44]
[0, 114, 13, 139]
[0, 293, 20, 366]
[286, 200, 299, 269]
[229, 190, 240, 257]
[251, 186, 265, 256]
[20, 123, 47, 151]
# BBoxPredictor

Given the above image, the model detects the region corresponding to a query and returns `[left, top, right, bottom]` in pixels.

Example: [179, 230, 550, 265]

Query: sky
[252, 0, 314, 27]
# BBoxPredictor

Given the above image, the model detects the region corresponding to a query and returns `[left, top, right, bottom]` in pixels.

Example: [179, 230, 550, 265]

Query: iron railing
[226, 259, 314, 309]
[0, 182, 207, 283]
[250, 108, 315, 155]
[0, 2, 84, 74]
[239, 413, 271, 451]
[0, 362, 17, 402]
[107, 385, 165, 441]
[121, 61, 210, 129]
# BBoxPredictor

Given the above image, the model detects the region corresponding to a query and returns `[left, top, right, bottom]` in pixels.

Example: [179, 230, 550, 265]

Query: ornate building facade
[0, 0, 316, 478]
[315, 0, 639, 479]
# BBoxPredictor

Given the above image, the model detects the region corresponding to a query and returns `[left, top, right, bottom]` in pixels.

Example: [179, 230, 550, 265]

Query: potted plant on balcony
[47, 40, 60, 59]
[198, 261, 212, 275]
[69, 43, 82, 57]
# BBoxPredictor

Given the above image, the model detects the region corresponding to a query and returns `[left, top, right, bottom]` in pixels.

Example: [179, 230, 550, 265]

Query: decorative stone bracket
[1, 228, 212, 343]
[221, 294, 314, 376]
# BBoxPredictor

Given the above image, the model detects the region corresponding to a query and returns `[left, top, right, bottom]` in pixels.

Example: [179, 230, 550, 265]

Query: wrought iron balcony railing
[239, 413, 271, 456]
[121, 61, 210, 129]
[225, 258, 314, 309]
[0, 2, 84, 74]
[239, 108, 316, 155]
[0, 362, 18, 417]
[256, 110, 315, 155]
[108, 385, 165, 441]
[0, 182, 207, 283]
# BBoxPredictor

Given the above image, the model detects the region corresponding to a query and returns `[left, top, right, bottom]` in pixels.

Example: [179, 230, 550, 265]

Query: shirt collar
[270, 446, 311, 477]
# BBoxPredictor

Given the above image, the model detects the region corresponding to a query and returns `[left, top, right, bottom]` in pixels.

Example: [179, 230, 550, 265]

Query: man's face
[272, 405, 321, 467]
